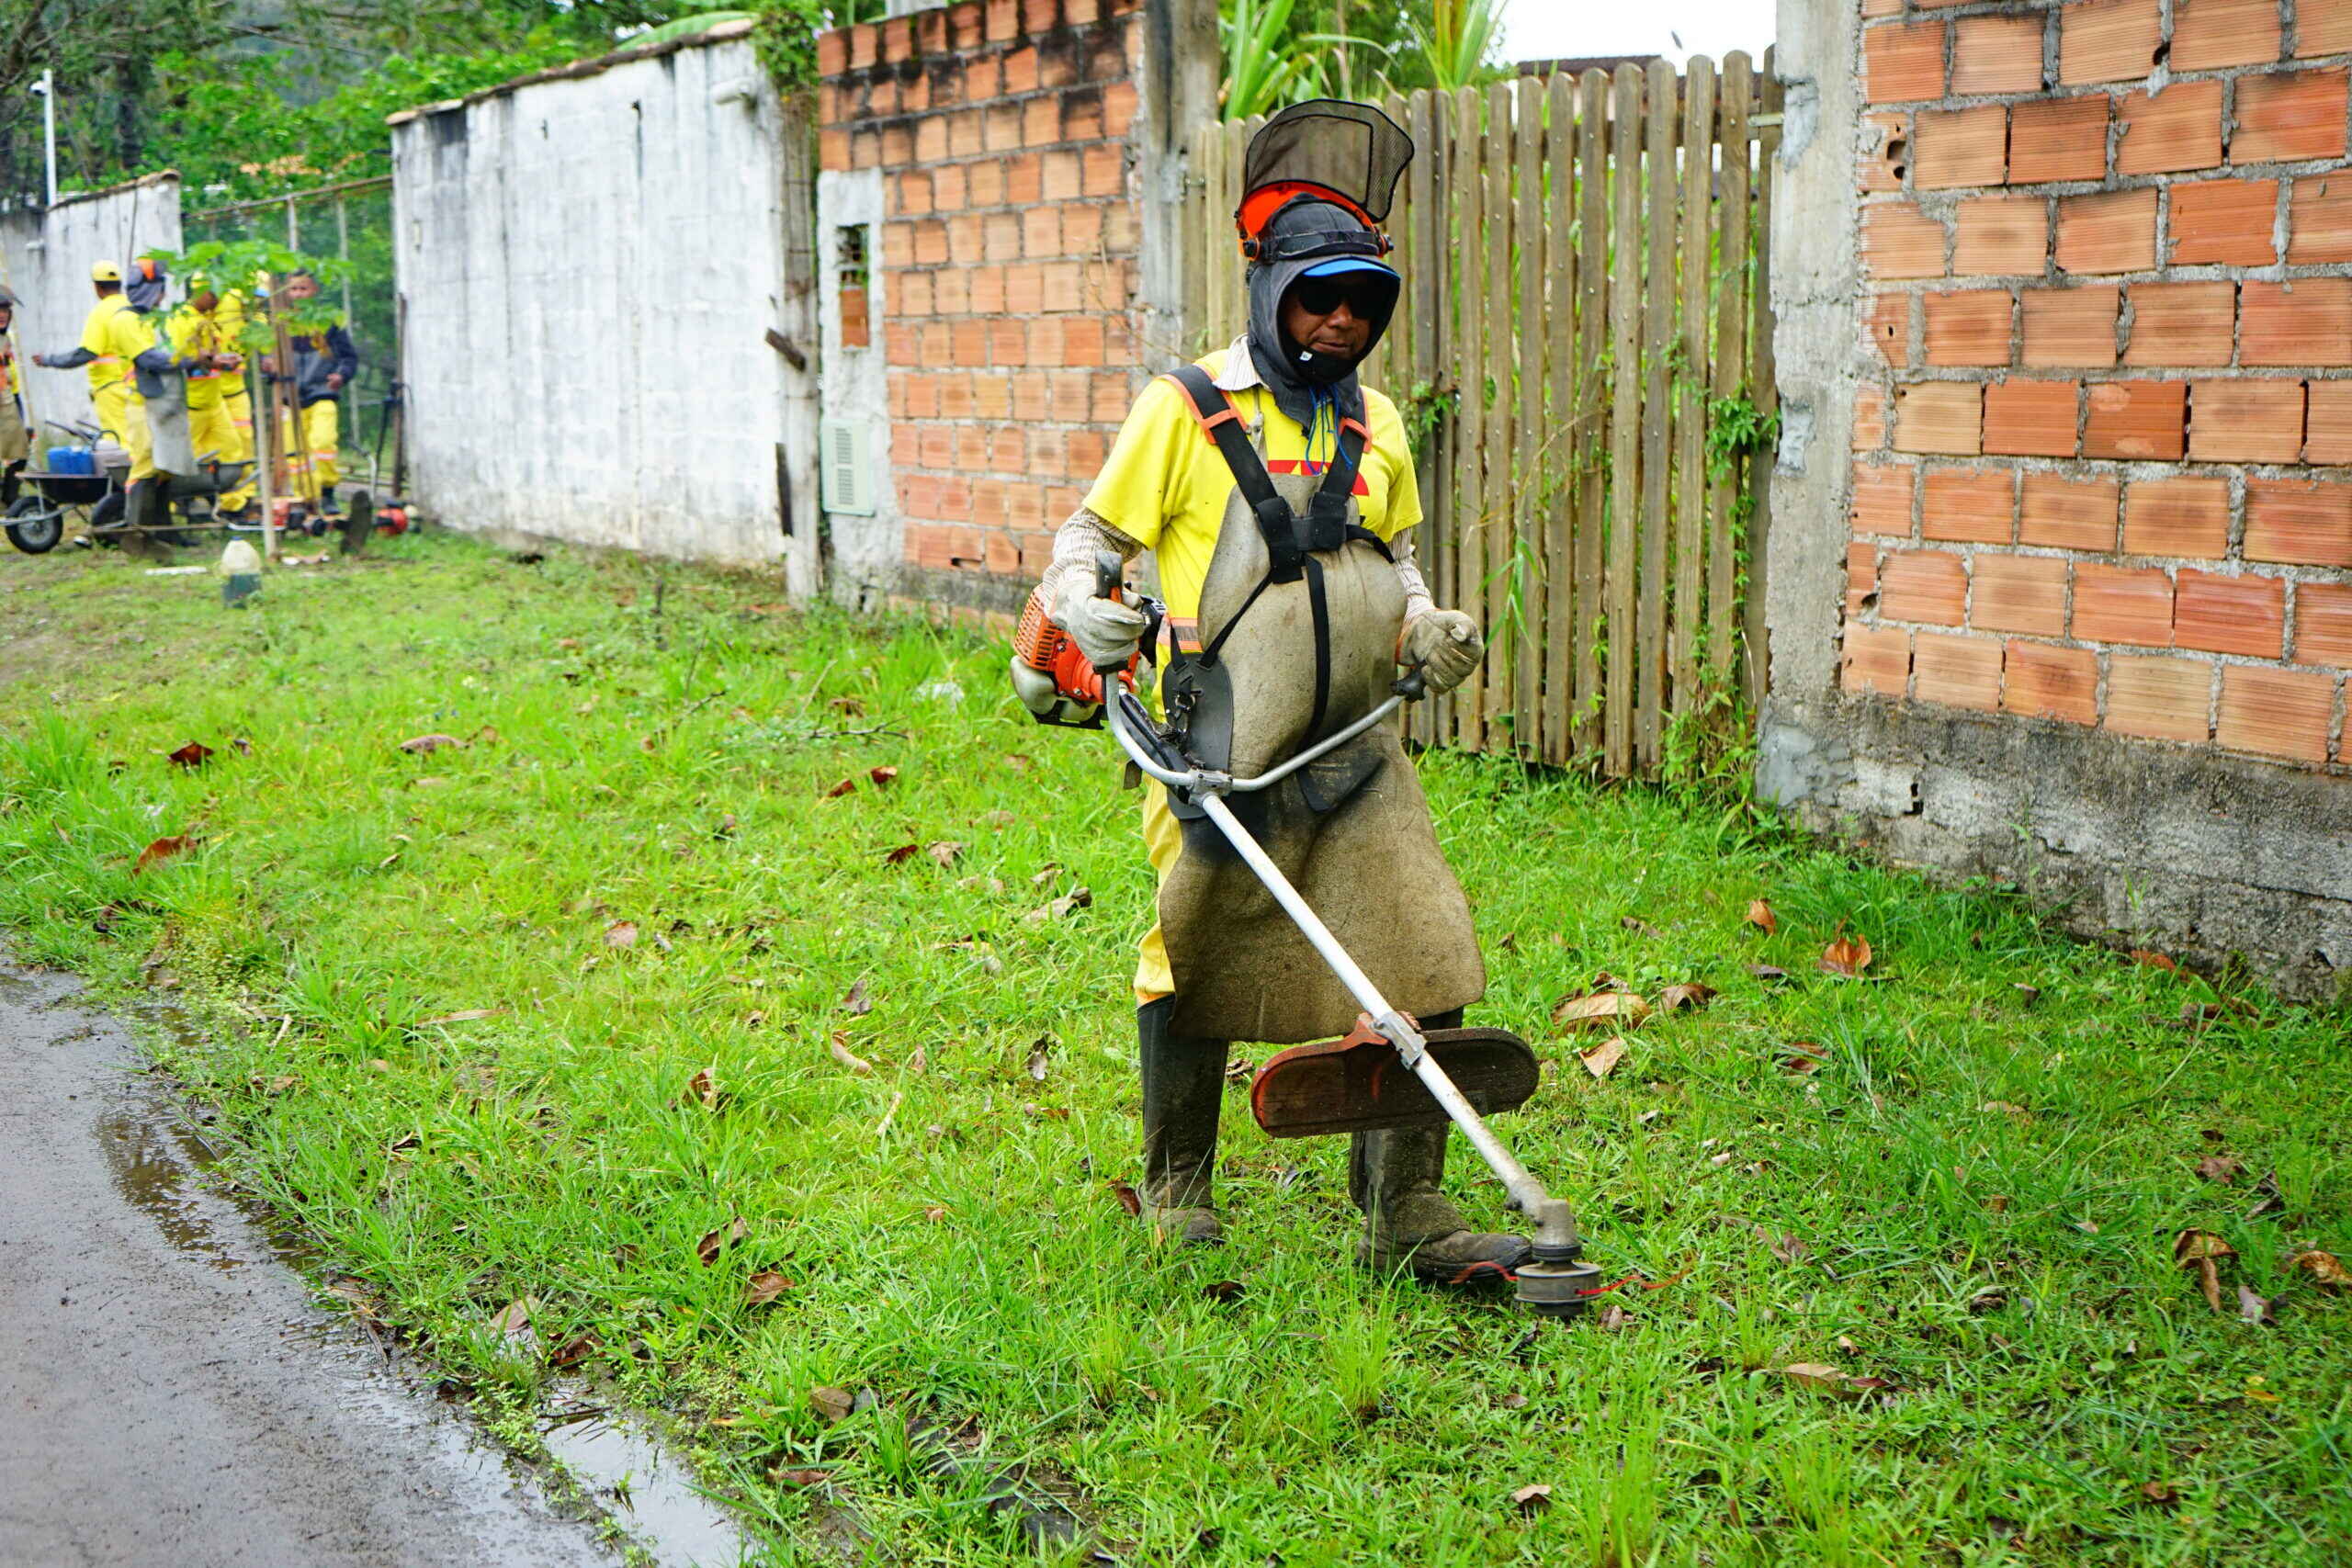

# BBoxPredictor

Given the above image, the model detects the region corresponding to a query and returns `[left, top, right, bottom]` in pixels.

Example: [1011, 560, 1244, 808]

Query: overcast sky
[1498, 0, 1776, 66]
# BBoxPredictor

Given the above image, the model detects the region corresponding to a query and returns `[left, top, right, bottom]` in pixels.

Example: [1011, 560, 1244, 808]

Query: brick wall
[1845, 0, 2352, 771]
[816, 0, 1147, 612]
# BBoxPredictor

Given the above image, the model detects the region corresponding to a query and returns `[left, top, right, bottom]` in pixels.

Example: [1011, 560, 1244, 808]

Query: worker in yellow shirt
[263, 270, 356, 515]
[169, 274, 254, 512]
[0, 288, 27, 467]
[35, 259, 177, 537]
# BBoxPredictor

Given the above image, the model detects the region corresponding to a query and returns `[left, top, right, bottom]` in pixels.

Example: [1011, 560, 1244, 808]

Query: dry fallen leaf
[1620, 916, 1664, 940]
[1108, 1179, 1143, 1216]
[1657, 982, 1717, 1012]
[1025, 1037, 1052, 1081]
[2174, 1229, 2235, 1314]
[1201, 1280, 1244, 1303]
[2196, 1154, 2244, 1185]
[324, 1277, 382, 1321]
[166, 739, 214, 769]
[1746, 898, 1778, 936]
[744, 1269, 794, 1307]
[133, 835, 192, 874]
[771, 1466, 833, 1489]
[829, 694, 866, 716]
[882, 842, 920, 865]
[927, 840, 966, 868]
[809, 1386, 855, 1424]
[2290, 1250, 2352, 1289]
[823, 777, 857, 798]
[2237, 1283, 2273, 1325]
[397, 733, 465, 755]
[490, 1298, 537, 1357]
[421, 1008, 502, 1025]
[686, 1066, 720, 1111]
[1747, 963, 1792, 984]
[695, 1216, 749, 1267]
[1982, 1100, 2032, 1122]
[841, 977, 873, 1016]
[1818, 931, 1873, 977]
[1552, 991, 1651, 1032]
[2130, 948, 2181, 975]
[2138, 1481, 2178, 1507]
[1771, 1233, 1813, 1266]
[1508, 1483, 1553, 1517]
[549, 1330, 601, 1371]
[604, 919, 639, 950]
[1781, 1041, 1828, 1075]
[867, 764, 899, 787]
[829, 1032, 875, 1075]
[922, 1204, 947, 1223]
[1781, 1362, 1849, 1394]
[1578, 1036, 1628, 1079]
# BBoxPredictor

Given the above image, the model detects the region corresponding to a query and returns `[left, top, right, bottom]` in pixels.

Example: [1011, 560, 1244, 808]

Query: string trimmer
[1045, 552, 1602, 1318]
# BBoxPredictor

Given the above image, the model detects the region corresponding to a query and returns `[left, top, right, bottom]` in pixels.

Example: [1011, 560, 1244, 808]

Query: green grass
[1, 532, 2347, 1566]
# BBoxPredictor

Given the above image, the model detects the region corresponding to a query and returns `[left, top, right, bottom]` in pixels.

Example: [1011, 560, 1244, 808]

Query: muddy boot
[1350, 1009, 1531, 1282]
[118, 484, 173, 564]
[1137, 996, 1227, 1246]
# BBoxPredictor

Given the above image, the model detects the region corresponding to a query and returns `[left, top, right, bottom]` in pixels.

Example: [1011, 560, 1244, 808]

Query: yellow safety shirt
[167, 302, 237, 412]
[1080, 346, 1422, 627]
[78, 295, 151, 397]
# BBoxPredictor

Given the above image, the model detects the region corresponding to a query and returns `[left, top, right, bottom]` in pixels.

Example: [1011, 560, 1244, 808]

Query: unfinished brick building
[1770, 0, 2352, 996]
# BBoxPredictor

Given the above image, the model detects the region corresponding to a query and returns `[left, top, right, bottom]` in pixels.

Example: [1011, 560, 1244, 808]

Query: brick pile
[1846, 0, 2352, 767]
[818, 0, 1145, 589]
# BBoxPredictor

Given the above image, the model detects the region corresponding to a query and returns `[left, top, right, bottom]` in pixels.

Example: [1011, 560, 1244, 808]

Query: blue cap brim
[1299, 257, 1399, 281]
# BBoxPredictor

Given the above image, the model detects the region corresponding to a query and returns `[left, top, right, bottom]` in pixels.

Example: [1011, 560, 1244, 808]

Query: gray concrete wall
[1763, 0, 2351, 1001]
[1, 175, 184, 440]
[389, 28, 820, 587]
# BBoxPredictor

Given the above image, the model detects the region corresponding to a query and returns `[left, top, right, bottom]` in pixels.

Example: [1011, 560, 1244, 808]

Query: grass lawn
[1, 531, 2346, 1566]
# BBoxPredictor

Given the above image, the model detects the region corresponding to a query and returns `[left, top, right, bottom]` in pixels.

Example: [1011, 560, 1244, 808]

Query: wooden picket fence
[1178, 56, 1781, 775]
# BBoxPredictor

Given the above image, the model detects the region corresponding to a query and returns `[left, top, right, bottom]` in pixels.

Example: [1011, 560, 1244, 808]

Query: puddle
[541, 1399, 753, 1568]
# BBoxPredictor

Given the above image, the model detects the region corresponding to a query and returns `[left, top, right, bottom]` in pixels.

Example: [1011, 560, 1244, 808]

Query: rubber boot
[1136, 996, 1227, 1246]
[119, 483, 172, 563]
[1350, 1010, 1532, 1284]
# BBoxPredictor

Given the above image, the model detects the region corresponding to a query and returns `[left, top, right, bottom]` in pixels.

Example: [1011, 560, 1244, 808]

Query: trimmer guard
[1250, 1019, 1539, 1139]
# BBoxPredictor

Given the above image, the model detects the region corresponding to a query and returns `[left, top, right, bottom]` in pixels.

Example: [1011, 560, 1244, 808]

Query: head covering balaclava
[1243, 197, 1401, 434]
[126, 257, 167, 312]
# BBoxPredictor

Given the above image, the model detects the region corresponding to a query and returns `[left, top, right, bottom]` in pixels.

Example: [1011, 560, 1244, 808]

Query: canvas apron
[1154, 458, 1484, 1045]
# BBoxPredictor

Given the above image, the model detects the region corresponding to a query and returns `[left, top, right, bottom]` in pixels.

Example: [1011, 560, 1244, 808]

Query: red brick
[2107, 655, 2216, 740]
[2245, 477, 2352, 564]
[1103, 79, 1140, 138]
[1917, 107, 2008, 189]
[1866, 204, 1948, 278]
[2172, 178, 2280, 265]
[999, 152, 1041, 203]
[1895, 383, 1985, 453]
[2174, 0, 2284, 67]
[1925, 289, 2016, 367]
[820, 128, 852, 171]
[2003, 640, 2100, 723]
[1842, 624, 1913, 696]
[2124, 477, 2232, 557]
[2085, 379, 2190, 458]
[1882, 549, 1971, 625]
[2304, 379, 2352, 459]
[1061, 90, 1106, 141]
[1914, 631, 2007, 709]
[2074, 561, 2175, 644]
[1863, 114, 1911, 195]
[2217, 664, 2334, 760]
[971, 374, 1012, 420]
[2022, 286, 2120, 367]
[984, 103, 1024, 152]
[1924, 465, 2018, 542]
[2295, 581, 2352, 664]
[1955, 197, 2051, 274]
[1855, 382, 1890, 450]
[2117, 80, 2225, 175]
[2056, 188, 2158, 274]
[848, 21, 878, 67]
[1852, 460, 1917, 536]
[2125, 281, 2235, 367]
[2061, 0, 2162, 84]
[1869, 294, 1914, 366]
[1022, 96, 1060, 146]
[2008, 97, 2109, 185]
[2021, 471, 2123, 548]
[2241, 278, 2352, 366]
[1973, 552, 2070, 635]
[1867, 20, 1947, 101]
[1021, 205, 1060, 257]
[984, 0, 1018, 41]
[2190, 380, 2307, 460]
[1984, 379, 2082, 456]
[1848, 540, 1879, 619]
[1864, 0, 1898, 16]
[2233, 69, 2349, 163]
[1080, 144, 1125, 197]
[816, 27, 849, 76]
[1953, 14, 2047, 94]
[2290, 175, 2352, 261]
[2301, 0, 2352, 55]
[2177, 568, 2287, 655]
[881, 15, 913, 62]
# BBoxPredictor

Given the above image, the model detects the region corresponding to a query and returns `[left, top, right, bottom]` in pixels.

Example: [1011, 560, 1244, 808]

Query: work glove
[1398, 609, 1485, 694]
[1051, 570, 1147, 670]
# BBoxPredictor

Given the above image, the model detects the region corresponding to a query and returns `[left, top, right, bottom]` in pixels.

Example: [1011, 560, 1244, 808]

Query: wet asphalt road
[0, 964, 622, 1568]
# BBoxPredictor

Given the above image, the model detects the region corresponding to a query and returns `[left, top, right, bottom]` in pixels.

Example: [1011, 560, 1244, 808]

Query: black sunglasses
[1290, 274, 1396, 318]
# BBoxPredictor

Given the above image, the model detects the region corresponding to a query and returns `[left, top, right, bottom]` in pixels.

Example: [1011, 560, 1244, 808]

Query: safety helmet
[1234, 99, 1414, 264]
[92, 260, 124, 283]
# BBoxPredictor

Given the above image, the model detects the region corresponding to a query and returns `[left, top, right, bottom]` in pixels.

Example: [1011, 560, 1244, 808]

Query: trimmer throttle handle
[1091, 549, 1130, 674]
[1393, 667, 1430, 702]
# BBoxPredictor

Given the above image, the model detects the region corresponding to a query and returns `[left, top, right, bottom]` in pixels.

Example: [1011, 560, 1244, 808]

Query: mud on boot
[1136, 996, 1228, 1247]
[1351, 1123, 1532, 1284]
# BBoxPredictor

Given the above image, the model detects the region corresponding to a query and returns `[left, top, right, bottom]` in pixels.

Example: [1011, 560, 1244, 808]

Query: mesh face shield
[1235, 99, 1415, 261]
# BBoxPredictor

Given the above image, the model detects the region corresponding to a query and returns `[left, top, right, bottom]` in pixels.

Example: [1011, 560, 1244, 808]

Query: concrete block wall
[815, 0, 1148, 617]
[1769, 0, 2352, 1000]
[1845, 0, 2352, 763]
[1, 174, 183, 437]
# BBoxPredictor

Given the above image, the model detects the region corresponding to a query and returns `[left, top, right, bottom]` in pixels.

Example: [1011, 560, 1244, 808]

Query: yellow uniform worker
[35, 261, 157, 482]
[0, 289, 27, 466]
[169, 279, 254, 511]
[270, 272, 356, 511]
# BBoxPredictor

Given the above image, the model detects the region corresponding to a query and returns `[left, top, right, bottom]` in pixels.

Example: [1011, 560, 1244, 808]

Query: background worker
[169, 274, 253, 512]
[1015, 102, 1517, 1284]
[0, 288, 27, 468]
[263, 270, 356, 516]
[34, 262, 148, 470]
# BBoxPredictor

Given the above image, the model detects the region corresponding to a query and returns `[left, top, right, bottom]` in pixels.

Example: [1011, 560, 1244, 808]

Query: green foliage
[1216, 0, 1505, 118]
[149, 239, 352, 355]
[1221, 0, 1322, 121]
[1396, 0, 1507, 95]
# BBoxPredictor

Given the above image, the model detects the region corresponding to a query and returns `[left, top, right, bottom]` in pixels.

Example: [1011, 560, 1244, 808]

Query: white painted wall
[390, 32, 819, 584]
[0, 175, 184, 440]
[813, 166, 899, 606]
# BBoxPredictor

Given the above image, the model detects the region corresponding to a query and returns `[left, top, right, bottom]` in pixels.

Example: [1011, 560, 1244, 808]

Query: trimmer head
[1249, 1021, 1539, 1139]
